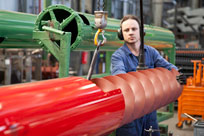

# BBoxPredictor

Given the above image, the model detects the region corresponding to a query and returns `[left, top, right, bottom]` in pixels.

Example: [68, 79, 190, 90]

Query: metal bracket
[33, 28, 71, 78]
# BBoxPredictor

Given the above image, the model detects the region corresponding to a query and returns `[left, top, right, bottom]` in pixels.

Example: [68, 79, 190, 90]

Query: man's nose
[129, 30, 134, 34]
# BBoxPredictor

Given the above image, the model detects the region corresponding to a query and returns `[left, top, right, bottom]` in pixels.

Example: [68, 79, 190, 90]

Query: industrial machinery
[0, 4, 181, 135]
[0, 5, 176, 78]
[176, 48, 204, 78]
[176, 58, 204, 128]
[0, 67, 182, 136]
[0, 4, 178, 122]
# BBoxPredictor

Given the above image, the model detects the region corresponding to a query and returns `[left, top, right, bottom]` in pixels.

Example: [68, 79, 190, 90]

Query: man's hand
[176, 68, 187, 85]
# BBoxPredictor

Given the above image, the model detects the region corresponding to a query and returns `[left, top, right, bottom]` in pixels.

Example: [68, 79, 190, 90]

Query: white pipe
[153, 0, 163, 26]
[123, 0, 128, 16]
[81, 0, 85, 12]
[192, 0, 199, 9]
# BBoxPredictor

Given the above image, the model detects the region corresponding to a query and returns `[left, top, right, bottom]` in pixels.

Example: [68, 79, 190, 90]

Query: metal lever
[87, 29, 106, 80]
[144, 126, 160, 136]
[184, 113, 198, 122]
[87, 40, 103, 80]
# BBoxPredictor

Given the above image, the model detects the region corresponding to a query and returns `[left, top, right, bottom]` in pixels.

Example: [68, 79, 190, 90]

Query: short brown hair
[120, 15, 141, 28]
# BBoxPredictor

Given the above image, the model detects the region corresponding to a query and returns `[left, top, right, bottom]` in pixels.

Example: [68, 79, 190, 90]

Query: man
[111, 15, 177, 136]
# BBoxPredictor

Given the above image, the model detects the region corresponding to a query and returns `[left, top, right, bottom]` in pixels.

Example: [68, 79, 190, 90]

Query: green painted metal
[0, 10, 39, 48]
[82, 73, 110, 79]
[157, 111, 174, 123]
[42, 26, 65, 35]
[58, 32, 71, 77]
[105, 51, 114, 73]
[159, 124, 168, 136]
[33, 30, 71, 78]
[75, 12, 175, 51]
[0, 5, 175, 51]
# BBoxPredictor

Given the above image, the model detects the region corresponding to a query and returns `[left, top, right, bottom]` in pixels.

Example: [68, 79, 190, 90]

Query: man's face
[121, 19, 140, 44]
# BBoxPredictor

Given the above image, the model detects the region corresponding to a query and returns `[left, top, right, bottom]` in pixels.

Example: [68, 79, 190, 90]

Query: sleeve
[152, 48, 178, 70]
[111, 52, 126, 75]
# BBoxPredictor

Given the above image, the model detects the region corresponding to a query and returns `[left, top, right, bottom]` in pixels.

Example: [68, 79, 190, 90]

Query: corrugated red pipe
[0, 67, 182, 135]
[91, 67, 183, 126]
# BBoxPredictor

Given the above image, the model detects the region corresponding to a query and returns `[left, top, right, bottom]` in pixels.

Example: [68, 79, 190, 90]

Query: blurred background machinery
[0, 0, 204, 83]
[176, 58, 204, 129]
[0, 0, 204, 136]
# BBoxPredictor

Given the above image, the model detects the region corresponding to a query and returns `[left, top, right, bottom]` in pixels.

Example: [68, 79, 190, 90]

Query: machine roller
[0, 67, 182, 136]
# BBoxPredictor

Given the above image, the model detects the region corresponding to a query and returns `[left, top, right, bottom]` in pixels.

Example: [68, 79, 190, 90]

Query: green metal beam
[33, 30, 71, 78]
[157, 111, 174, 122]
[0, 5, 175, 51]
[0, 11, 39, 48]
[105, 51, 113, 73]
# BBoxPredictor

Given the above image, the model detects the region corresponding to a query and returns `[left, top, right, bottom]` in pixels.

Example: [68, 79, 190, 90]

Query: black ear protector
[117, 28, 124, 40]
[117, 28, 146, 40]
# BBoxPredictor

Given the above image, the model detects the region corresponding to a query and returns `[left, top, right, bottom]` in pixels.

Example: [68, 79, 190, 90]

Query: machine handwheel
[34, 5, 83, 49]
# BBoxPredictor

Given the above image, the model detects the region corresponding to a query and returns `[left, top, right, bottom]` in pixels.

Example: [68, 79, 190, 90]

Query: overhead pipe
[0, 67, 182, 135]
[0, 11, 39, 48]
[0, 5, 175, 50]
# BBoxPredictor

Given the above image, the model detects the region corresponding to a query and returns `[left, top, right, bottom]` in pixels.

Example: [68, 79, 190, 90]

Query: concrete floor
[160, 112, 194, 136]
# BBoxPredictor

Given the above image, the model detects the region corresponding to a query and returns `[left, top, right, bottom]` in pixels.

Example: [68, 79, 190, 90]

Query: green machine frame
[0, 5, 176, 133]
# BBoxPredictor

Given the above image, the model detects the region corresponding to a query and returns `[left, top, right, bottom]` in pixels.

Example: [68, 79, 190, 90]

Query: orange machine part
[202, 64, 204, 86]
[176, 59, 204, 128]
